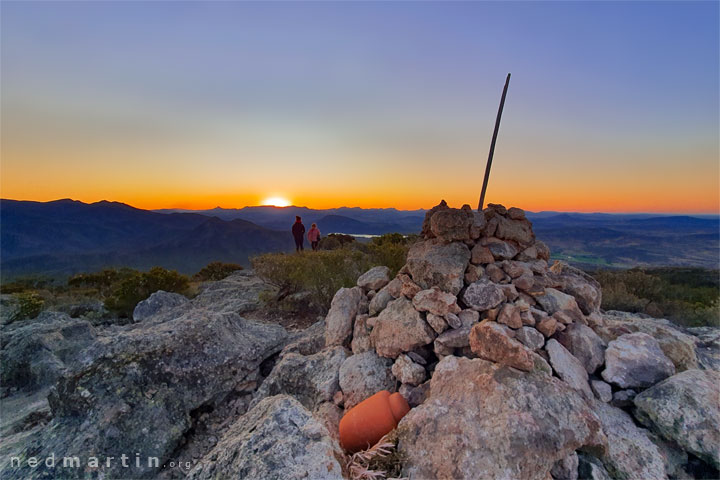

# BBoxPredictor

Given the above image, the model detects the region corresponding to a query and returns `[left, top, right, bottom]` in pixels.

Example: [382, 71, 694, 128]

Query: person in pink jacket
[307, 223, 321, 251]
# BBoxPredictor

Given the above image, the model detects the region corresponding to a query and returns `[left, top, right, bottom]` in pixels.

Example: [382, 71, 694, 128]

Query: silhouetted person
[308, 223, 321, 251]
[292, 216, 305, 252]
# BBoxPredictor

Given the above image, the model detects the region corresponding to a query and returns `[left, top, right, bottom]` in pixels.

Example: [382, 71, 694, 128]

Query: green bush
[11, 292, 44, 322]
[67, 268, 138, 297]
[193, 262, 243, 282]
[105, 267, 190, 318]
[593, 267, 720, 327]
[252, 249, 373, 313]
[319, 233, 356, 250]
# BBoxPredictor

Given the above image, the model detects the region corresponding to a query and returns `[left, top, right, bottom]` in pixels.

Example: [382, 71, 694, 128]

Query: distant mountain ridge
[1, 199, 293, 279]
[1, 199, 718, 279]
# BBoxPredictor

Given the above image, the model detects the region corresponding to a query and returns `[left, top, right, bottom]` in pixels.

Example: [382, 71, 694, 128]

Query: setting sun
[261, 196, 291, 207]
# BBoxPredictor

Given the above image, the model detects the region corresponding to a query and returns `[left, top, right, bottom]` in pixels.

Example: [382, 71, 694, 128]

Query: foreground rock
[252, 346, 349, 410]
[633, 369, 720, 469]
[597, 313, 699, 371]
[370, 298, 436, 358]
[132, 290, 189, 322]
[3, 310, 288, 479]
[602, 333, 675, 389]
[469, 320, 534, 371]
[191, 270, 271, 314]
[405, 239, 470, 295]
[338, 351, 395, 409]
[592, 401, 667, 479]
[397, 356, 607, 480]
[0, 312, 96, 395]
[188, 395, 343, 480]
[324, 287, 363, 347]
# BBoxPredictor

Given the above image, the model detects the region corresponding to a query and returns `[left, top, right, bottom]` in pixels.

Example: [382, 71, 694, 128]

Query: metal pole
[478, 73, 511, 211]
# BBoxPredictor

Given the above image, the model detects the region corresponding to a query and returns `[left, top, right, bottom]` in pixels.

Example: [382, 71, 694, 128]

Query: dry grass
[346, 431, 407, 480]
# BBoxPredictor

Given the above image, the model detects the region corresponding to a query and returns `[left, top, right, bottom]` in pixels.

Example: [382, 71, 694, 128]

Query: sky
[1, 1, 718, 213]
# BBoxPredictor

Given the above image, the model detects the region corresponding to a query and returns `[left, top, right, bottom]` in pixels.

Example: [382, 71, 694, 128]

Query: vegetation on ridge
[252, 233, 416, 313]
[592, 267, 720, 327]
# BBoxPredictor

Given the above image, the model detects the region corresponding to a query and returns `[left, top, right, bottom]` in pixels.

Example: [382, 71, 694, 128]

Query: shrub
[319, 234, 356, 250]
[11, 292, 44, 322]
[67, 268, 138, 297]
[105, 267, 190, 318]
[252, 249, 373, 313]
[593, 267, 720, 327]
[193, 262, 243, 282]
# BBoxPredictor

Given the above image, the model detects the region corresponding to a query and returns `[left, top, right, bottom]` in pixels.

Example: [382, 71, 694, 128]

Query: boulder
[412, 287, 461, 316]
[461, 278, 505, 312]
[324, 287, 363, 347]
[546, 339, 594, 401]
[556, 323, 606, 374]
[338, 351, 395, 409]
[280, 319, 325, 357]
[592, 401, 667, 480]
[515, 326, 545, 350]
[470, 244, 495, 265]
[187, 395, 343, 480]
[357, 266, 391, 291]
[480, 237, 519, 260]
[535, 288, 583, 318]
[425, 313, 449, 334]
[391, 354, 427, 386]
[537, 316, 559, 338]
[611, 390, 637, 408]
[191, 270, 269, 314]
[507, 207, 526, 220]
[469, 320, 534, 371]
[399, 381, 430, 408]
[252, 346, 349, 410]
[1, 312, 97, 394]
[633, 369, 720, 469]
[132, 290, 189, 322]
[548, 262, 602, 315]
[18, 311, 289, 479]
[397, 356, 607, 480]
[350, 314, 372, 354]
[429, 206, 474, 242]
[497, 303, 522, 329]
[435, 326, 472, 349]
[495, 216, 535, 246]
[591, 380, 612, 403]
[486, 263, 508, 283]
[597, 313, 699, 371]
[370, 298, 436, 358]
[406, 240, 471, 295]
[551, 452, 579, 480]
[368, 287, 393, 316]
[601, 333, 675, 389]
[421, 200, 450, 238]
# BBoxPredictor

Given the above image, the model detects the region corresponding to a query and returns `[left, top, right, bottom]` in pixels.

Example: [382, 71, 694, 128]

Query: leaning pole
[478, 73, 511, 211]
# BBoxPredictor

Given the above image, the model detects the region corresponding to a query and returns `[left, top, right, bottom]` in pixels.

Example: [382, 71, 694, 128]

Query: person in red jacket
[291, 216, 305, 252]
[307, 223, 321, 251]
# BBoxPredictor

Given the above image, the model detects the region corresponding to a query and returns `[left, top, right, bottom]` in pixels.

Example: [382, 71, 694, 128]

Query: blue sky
[2, 1, 718, 212]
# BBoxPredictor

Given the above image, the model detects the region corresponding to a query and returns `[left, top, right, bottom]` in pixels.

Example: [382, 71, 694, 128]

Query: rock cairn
[325, 200, 609, 402]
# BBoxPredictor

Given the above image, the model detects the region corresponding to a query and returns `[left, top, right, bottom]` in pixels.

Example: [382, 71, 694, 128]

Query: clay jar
[339, 390, 410, 452]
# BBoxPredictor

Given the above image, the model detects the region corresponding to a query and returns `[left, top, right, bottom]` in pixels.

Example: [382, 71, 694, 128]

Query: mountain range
[1, 199, 718, 279]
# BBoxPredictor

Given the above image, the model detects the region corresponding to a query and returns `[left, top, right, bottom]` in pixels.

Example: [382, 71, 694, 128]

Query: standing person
[292, 216, 306, 252]
[307, 223, 321, 251]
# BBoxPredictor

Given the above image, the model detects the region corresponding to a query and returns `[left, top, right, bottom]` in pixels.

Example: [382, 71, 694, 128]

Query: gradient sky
[1, 1, 718, 213]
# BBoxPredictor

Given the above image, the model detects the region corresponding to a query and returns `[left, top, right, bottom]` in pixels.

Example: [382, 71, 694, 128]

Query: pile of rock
[326, 202, 611, 399]
[316, 201, 719, 479]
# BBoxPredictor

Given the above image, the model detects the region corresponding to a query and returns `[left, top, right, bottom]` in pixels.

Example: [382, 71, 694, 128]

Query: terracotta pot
[339, 390, 410, 452]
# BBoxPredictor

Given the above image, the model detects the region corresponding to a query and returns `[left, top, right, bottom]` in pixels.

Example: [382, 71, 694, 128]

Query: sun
[261, 196, 291, 207]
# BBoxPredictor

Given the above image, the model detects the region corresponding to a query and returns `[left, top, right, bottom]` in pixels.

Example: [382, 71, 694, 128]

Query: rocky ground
[1, 203, 719, 480]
